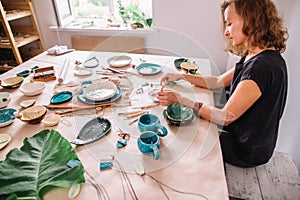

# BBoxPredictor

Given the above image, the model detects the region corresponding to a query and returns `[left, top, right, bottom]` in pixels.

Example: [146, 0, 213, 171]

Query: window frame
[52, 0, 75, 27]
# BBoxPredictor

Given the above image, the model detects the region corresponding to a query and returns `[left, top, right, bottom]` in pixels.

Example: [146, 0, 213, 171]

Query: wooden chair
[71, 36, 145, 54]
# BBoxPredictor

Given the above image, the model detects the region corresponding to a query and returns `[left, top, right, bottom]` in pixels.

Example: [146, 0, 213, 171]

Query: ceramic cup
[138, 113, 168, 137]
[137, 131, 160, 160]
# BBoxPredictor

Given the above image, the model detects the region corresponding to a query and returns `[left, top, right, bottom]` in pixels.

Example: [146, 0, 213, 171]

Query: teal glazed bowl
[174, 58, 188, 69]
[163, 104, 194, 126]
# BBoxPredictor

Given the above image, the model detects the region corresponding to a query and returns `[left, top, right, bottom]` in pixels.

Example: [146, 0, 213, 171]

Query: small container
[181, 62, 199, 74]
[19, 82, 46, 96]
[0, 92, 11, 108]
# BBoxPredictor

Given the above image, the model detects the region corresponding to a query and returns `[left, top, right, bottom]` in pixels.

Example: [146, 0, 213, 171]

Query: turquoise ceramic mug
[137, 131, 160, 160]
[138, 113, 168, 137]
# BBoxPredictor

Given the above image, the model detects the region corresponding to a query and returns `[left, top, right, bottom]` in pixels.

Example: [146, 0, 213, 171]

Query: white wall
[32, 0, 300, 171]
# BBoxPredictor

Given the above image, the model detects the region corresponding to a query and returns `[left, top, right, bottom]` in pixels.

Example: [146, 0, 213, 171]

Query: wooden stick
[45, 102, 112, 110]
[126, 110, 148, 119]
[54, 103, 112, 115]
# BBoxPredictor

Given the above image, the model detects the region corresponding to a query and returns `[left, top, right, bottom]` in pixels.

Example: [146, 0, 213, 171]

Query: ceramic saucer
[136, 63, 162, 75]
[0, 133, 11, 150]
[107, 55, 132, 68]
[17, 105, 47, 124]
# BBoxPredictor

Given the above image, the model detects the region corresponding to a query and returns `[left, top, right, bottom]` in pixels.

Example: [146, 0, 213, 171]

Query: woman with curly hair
[157, 0, 288, 167]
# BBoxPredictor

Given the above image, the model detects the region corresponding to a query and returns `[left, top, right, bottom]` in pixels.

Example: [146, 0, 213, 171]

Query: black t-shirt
[224, 50, 288, 165]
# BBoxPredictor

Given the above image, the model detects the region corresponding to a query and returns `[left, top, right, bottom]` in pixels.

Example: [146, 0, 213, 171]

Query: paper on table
[58, 58, 69, 84]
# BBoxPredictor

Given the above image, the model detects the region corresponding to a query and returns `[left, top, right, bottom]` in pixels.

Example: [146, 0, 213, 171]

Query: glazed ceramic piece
[136, 63, 162, 75]
[16, 70, 30, 77]
[1, 76, 24, 89]
[19, 82, 46, 96]
[20, 99, 36, 108]
[71, 117, 111, 145]
[0, 133, 11, 150]
[81, 80, 93, 88]
[0, 92, 11, 108]
[83, 57, 99, 68]
[181, 62, 199, 74]
[107, 55, 132, 68]
[83, 81, 117, 101]
[77, 85, 121, 105]
[41, 113, 61, 127]
[174, 58, 188, 69]
[74, 65, 93, 76]
[0, 108, 17, 127]
[148, 88, 160, 102]
[50, 91, 73, 104]
[163, 104, 194, 126]
[17, 105, 47, 124]
[166, 103, 194, 121]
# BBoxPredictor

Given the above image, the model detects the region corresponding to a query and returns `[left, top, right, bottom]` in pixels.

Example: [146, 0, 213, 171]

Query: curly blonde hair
[221, 0, 288, 56]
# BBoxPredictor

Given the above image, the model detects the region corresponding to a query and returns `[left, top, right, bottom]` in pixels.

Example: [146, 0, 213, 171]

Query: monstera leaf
[0, 130, 85, 200]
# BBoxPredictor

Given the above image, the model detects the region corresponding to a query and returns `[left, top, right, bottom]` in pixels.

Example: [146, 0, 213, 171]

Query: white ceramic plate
[107, 55, 132, 67]
[74, 66, 93, 76]
[148, 88, 160, 102]
[83, 81, 117, 101]
[0, 92, 11, 108]
[0, 133, 11, 150]
[19, 82, 46, 96]
[136, 63, 162, 75]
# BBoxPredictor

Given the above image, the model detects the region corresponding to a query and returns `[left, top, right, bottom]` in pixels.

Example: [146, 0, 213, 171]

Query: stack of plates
[163, 103, 194, 126]
[78, 81, 121, 105]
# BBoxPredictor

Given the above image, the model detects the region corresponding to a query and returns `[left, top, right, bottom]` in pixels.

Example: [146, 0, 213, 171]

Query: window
[52, 0, 152, 29]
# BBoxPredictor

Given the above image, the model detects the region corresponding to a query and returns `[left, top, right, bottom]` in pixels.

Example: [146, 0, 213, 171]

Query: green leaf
[0, 130, 85, 200]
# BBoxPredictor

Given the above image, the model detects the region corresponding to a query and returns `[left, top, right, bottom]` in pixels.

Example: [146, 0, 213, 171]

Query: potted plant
[119, 4, 152, 29]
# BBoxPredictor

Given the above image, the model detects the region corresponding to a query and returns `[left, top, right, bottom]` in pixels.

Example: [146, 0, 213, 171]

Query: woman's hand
[157, 90, 182, 106]
[160, 73, 183, 85]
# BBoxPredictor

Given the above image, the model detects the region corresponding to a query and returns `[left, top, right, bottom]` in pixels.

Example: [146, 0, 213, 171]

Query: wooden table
[0, 51, 228, 200]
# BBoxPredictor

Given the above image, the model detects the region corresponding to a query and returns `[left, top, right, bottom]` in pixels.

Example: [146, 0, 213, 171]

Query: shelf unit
[0, 0, 44, 72]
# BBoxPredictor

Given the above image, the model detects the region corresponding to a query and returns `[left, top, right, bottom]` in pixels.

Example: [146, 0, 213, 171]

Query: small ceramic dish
[19, 82, 46, 96]
[174, 58, 188, 69]
[1, 76, 24, 89]
[0, 92, 11, 108]
[0, 133, 11, 150]
[181, 62, 199, 74]
[166, 103, 194, 121]
[107, 55, 132, 68]
[17, 105, 47, 124]
[148, 87, 160, 102]
[163, 104, 194, 126]
[41, 113, 61, 127]
[50, 91, 73, 104]
[16, 70, 30, 77]
[83, 81, 117, 101]
[71, 117, 112, 145]
[20, 99, 36, 108]
[0, 108, 17, 127]
[74, 65, 93, 76]
[83, 56, 100, 68]
[136, 63, 162, 75]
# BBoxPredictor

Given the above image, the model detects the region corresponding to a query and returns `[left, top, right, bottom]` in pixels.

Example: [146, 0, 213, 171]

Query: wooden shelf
[0, 0, 44, 66]
[0, 35, 39, 48]
[5, 10, 31, 21]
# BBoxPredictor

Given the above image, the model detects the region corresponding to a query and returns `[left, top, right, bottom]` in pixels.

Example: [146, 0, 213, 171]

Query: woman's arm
[160, 68, 234, 90]
[158, 78, 262, 126]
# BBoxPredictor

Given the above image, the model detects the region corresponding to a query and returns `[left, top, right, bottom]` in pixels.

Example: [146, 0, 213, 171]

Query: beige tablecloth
[0, 51, 228, 200]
